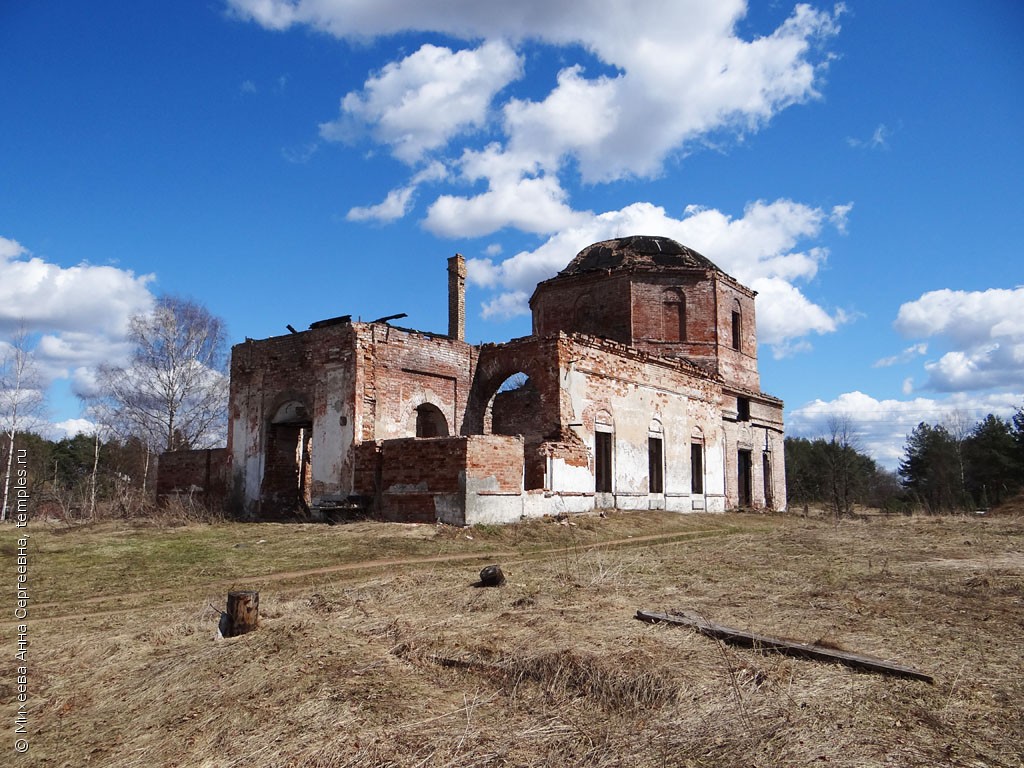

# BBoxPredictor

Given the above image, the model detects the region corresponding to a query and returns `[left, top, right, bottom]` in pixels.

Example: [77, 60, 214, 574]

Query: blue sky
[1, 1, 1022, 468]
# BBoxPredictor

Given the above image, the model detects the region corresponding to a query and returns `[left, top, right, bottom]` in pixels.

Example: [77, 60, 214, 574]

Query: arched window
[662, 289, 685, 342]
[415, 403, 449, 438]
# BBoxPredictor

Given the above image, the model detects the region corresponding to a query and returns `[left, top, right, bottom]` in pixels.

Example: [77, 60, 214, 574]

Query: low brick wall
[355, 435, 526, 525]
[156, 448, 230, 507]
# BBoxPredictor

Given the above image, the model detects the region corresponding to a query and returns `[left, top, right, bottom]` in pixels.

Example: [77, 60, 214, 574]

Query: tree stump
[478, 564, 505, 587]
[222, 590, 260, 637]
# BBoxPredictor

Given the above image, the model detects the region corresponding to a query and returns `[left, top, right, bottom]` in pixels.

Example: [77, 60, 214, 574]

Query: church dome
[558, 235, 720, 277]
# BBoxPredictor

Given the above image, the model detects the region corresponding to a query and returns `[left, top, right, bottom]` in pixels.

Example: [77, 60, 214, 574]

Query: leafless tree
[826, 413, 861, 520]
[0, 328, 47, 521]
[96, 296, 229, 458]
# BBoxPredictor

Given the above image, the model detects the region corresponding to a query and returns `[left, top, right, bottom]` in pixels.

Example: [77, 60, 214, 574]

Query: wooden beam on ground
[635, 609, 933, 683]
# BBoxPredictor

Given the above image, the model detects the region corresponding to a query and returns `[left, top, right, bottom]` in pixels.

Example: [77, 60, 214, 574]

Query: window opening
[691, 442, 704, 494]
[737, 397, 750, 422]
[648, 436, 664, 493]
[595, 431, 613, 493]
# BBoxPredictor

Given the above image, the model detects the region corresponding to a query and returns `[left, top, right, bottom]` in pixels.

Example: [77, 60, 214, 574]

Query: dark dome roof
[558, 236, 719, 277]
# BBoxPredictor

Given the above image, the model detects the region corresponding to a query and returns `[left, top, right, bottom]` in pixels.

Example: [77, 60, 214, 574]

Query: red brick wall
[715, 280, 760, 391]
[354, 323, 476, 441]
[531, 272, 633, 343]
[156, 448, 230, 505]
[629, 274, 719, 364]
[353, 435, 525, 523]
[466, 435, 524, 492]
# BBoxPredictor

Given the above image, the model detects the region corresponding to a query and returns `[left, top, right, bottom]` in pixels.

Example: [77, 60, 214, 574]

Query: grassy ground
[2, 510, 1022, 767]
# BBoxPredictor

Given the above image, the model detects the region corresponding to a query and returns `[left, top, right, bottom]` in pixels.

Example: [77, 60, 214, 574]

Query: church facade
[158, 236, 786, 524]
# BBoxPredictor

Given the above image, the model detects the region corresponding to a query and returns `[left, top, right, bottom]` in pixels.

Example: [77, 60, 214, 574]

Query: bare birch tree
[0, 328, 47, 521]
[96, 296, 228, 457]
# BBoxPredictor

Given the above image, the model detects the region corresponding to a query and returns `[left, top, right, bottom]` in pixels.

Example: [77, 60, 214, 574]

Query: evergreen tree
[964, 414, 1021, 507]
[898, 422, 961, 513]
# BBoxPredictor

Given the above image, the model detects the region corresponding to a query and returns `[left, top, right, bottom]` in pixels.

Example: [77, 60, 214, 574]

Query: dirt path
[28, 526, 735, 622]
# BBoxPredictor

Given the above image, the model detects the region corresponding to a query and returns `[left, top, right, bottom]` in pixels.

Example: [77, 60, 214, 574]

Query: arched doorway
[261, 399, 313, 515]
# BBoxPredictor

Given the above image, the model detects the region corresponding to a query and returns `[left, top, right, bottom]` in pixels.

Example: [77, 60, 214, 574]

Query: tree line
[786, 407, 1024, 516]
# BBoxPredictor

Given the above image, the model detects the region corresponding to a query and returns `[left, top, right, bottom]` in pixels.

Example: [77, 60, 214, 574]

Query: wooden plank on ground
[635, 609, 933, 683]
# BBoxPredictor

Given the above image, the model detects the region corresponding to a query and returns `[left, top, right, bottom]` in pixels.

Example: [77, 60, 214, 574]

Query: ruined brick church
[158, 236, 786, 524]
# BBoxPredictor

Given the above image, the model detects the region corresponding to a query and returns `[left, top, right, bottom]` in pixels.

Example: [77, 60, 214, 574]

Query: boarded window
[574, 294, 595, 335]
[690, 442, 703, 494]
[595, 431, 613, 493]
[662, 290, 685, 342]
[648, 436, 664, 493]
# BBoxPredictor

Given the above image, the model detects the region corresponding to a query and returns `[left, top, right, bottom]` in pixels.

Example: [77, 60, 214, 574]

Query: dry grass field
[2, 508, 1022, 767]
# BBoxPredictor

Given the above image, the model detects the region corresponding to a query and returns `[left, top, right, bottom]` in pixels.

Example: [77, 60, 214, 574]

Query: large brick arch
[462, 337, 561, 436]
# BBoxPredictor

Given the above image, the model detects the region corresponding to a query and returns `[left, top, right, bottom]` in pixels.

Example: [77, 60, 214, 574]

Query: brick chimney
[447, 254, 466, 341]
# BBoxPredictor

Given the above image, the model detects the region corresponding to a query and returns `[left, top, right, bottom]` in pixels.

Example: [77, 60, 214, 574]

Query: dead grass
[2, 511, 1022, 767]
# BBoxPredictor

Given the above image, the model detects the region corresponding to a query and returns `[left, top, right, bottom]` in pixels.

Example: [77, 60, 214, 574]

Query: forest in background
[786, 408, 1024, 516]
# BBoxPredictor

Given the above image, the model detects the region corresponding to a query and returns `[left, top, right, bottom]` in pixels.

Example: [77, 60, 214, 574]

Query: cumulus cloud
[894, 287, 1024, 392]
[788, 390, 1024, 469]
[426, 174, 588, 237]
[0, 234, 156, 387]
[466, 199, 849, 351]
[320, 40, 523, 164]
[232, 0, 842, 236]
[0, 235, 155, 339]
[52, 418, 96, 438]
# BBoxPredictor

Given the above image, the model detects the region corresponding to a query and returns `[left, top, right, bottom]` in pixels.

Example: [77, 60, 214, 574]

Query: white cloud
[52, 418, 96, 438]
[232, 0, 842, 236]
[894, 287, 1024, 392]
[0, 234, 156, 392]
[895, 287, 1024, 345]
[320, 40, 523, 164]
[481, 290, 531, 321]
[345, 161, 449, 223]
[346, 185, 416, 223]
[0, 235, 155, 338]
[750, 277, 840, 353]
[788, 390, 1024, 469]
[426, 174, 587, 237]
